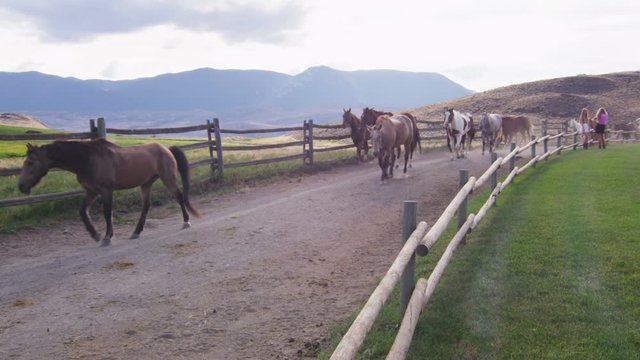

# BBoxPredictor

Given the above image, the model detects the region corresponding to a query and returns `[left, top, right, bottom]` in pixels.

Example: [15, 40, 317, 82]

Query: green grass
[320, 144, 640, 359]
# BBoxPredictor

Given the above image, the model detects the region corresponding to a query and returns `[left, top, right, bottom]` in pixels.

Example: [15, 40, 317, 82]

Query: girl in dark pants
[593, 107, 608, 149]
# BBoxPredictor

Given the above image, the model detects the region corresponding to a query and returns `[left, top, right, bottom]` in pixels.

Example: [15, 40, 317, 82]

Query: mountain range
[0, 66, 472, 131]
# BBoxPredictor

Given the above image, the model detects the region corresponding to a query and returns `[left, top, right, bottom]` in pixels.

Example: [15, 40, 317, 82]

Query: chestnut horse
[342, 108, 369, 163]
[500, 115, 532, 146]
[18, 139, 200, 246]
[368, 114, 414, 183]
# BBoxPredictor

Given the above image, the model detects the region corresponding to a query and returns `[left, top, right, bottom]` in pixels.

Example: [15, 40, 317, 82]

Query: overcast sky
[0, 0, 638, 91]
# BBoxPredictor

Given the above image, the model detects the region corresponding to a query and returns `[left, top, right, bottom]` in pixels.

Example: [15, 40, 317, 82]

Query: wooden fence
[0, 116, 622, 210]
[329, 127, 596, 359]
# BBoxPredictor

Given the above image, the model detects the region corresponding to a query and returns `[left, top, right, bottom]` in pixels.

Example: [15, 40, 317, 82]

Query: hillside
[410, 71, 640, 129]
[0, 113, 48, 129]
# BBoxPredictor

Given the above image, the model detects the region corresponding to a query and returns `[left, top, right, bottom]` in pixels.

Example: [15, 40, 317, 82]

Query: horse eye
[26, 160, 34, 166]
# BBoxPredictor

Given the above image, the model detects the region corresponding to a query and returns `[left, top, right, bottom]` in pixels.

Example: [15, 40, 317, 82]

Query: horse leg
[100, 191, 114, 247]
[80, 191, 100, 242]
[403, 144, 410, 174]
[389, 151, 396, 178]
[131, 181, 154, 239]
[378, 153, 387, 182]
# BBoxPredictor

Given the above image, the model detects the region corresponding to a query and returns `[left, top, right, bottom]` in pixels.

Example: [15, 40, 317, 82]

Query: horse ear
[26, 143, 36, 152]
[348, 107, 351, 112]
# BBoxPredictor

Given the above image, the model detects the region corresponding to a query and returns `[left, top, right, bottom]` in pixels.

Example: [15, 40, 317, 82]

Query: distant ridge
[0, 67, 472, 130]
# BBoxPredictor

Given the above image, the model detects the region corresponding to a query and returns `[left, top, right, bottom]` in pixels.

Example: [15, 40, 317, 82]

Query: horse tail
[413, 122, 421, 155]
[170, 146, 201, 218]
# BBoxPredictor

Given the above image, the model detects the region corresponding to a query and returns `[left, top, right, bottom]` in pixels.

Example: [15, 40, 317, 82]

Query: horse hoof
[182, 221, 191, 229]
[99, 239, 111, 247]
[129, 233, 140, 240]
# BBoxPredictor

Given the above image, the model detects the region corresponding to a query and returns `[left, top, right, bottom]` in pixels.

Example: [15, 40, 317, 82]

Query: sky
[0, 0, 639, 91]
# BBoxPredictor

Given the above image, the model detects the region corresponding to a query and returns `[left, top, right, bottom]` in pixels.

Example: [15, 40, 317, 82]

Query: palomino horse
[18, 139, 201, 246]
[500, 115, 532, 146]
[368, 114, 414, 183]
[443, 109, 473, 160]
[342, 108, 369, 163]
[361, 107, 421, 165]
[478, 113, 503, 155]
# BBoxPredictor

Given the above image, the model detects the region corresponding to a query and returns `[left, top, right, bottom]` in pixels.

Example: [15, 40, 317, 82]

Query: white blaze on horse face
[371, 127, 381, 156]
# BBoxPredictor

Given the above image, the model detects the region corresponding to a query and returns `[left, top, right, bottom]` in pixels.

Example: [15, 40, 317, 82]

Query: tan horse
[18, 139, 200, 246]
[368, 114, 414, 182]
[361, 107, 421, 164]
[500, 116, 532, 146]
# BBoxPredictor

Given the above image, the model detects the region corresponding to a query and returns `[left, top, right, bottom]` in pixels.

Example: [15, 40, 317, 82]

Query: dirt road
[0, 149, 497, 359]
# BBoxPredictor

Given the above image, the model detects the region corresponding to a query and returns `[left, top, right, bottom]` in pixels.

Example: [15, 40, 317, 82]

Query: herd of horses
[16, 108, 531, 246]
[343, 107, 532, 180]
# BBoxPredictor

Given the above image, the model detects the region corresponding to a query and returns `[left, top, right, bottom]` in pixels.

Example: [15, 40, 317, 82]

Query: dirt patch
[0, 149, 506, 359]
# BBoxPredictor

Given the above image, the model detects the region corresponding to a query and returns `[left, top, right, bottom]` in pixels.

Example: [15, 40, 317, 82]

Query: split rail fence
[329, 128, 597, 359]
[0, 117, 622, 210]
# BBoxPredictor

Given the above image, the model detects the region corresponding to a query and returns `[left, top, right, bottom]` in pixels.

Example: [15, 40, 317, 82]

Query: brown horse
[361, 107, 421, 164]
[500, 115, 532, 146]
[342, 108, 369, 163]
[18, 139, 200, 246]
[368, 114, 414, 182]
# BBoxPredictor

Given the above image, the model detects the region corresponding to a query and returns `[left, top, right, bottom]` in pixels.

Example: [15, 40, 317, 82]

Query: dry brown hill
[410, 71, 640, 130]
[0, 113, 49, 129]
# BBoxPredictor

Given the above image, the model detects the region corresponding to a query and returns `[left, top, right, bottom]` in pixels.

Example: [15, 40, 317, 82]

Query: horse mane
[43, 139, 117, 169]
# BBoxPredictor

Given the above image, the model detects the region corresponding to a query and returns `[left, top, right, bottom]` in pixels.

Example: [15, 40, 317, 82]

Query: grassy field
[321, 144, 640, 359]
[0, 125, 356, 233]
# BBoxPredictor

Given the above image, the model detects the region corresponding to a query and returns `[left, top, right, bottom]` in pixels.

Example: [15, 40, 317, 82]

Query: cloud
[0, 0, 305, 43]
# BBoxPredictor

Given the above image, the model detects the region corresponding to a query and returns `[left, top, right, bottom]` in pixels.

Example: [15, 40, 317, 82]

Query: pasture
[321, 144, 640, 359]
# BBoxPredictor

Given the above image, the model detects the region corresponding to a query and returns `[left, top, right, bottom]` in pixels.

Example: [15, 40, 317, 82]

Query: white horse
[443, 109, 473, 160]
[566, 118, 583, 134]
[478, 113, 502, 155]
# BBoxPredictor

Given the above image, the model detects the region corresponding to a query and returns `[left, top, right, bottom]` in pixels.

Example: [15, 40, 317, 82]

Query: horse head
[18, 143, 51, 194]
[342, 108, 353, 128]
[368, 124, 383, 157]
[361, 107, 374, 126]
[478, 113, 489, 132]
[443, 109, 454, 131]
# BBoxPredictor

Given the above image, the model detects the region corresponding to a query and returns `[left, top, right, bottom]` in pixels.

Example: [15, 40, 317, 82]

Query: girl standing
[594, 107, 608, 149]
[579, 108, 590, 149]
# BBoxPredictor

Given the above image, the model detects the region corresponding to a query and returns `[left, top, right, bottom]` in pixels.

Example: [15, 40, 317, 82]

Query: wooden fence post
[543, 120, 548, 154]
[400, 201, 417, 316]
[206, 119, 216, 178]
[531, 135, 536, 166]
[305, 119, 314, 165]
[458, 169, 469, 244]
[509, 143, 516, 171]
[213, 118, 224, 177]
[491, 152, 498, 190]
[557, 133, 562, 155]
[97, 117, 106, 138]
[573, 132, 578, 150]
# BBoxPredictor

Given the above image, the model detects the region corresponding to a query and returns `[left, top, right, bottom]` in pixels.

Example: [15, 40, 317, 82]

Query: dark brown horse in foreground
[342, 108, 369, 163]
[18, 139, 200, 246]
[368, 114, 415, 183]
